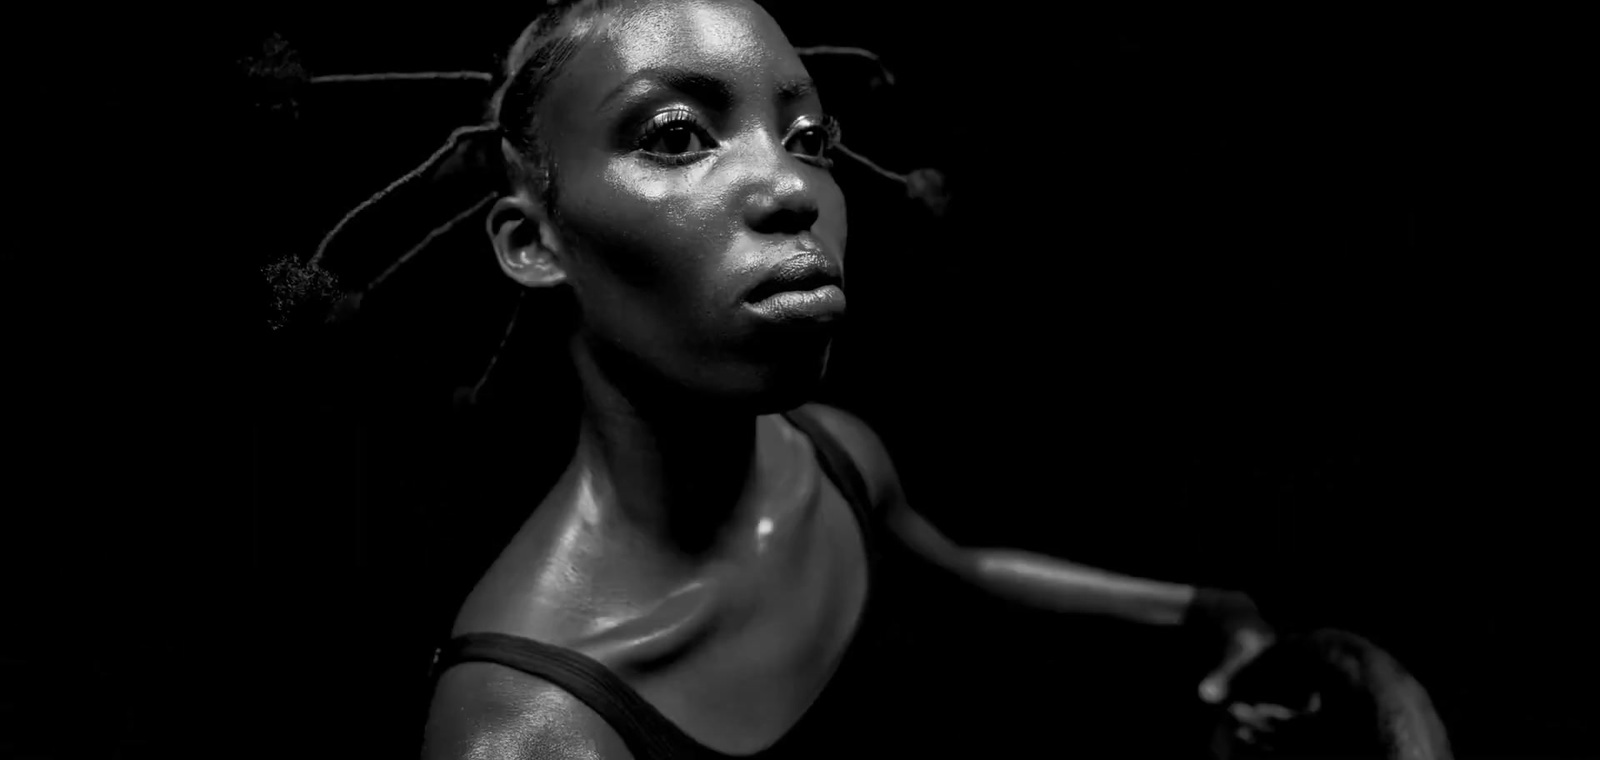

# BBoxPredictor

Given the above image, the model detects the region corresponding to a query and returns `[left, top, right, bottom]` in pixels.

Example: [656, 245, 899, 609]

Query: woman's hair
[304, 0, 608, 294]
[490, 0, 616, 208]
[267, 0, 620, 412]
[271, 0, 927, 352]
[261, 4, 625, 671]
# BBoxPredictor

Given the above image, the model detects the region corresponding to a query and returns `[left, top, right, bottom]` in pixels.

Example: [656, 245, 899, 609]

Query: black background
[5, 4, 1589, 759]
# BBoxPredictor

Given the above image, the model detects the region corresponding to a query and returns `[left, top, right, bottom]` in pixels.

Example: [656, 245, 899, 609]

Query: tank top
[427, 404, 890, 759]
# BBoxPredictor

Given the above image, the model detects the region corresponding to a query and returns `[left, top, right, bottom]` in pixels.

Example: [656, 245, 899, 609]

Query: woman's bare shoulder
[790, 403, 905, 506]
[423, 661, 635, 760]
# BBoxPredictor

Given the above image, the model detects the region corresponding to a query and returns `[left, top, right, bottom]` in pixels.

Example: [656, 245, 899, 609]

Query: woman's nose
[741, 142, 820, 236]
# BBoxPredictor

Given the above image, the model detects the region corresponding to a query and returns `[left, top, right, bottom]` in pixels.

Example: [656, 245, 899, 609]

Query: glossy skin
[424, 2, 1273, 758]
[491, 0, 847, 414]
[434, 408, 876, 758]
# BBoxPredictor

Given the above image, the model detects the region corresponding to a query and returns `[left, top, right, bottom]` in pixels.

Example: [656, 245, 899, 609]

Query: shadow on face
[492, 0, 850, 413]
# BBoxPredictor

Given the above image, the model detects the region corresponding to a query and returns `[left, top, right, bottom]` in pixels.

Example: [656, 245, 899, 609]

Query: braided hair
[490, 0, 618, 209]
[281, 9, 631, 738]
[282, 0, 616, 413]
[272, 0, 936, 347]
[305, 0, 610, 277]
[261, 0, 945, 514]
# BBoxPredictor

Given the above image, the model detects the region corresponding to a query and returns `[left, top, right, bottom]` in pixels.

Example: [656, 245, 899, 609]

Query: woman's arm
[803, 404, 1272, 700]
[804, 405, 1207, 624]
[884, 494, 1200, 625]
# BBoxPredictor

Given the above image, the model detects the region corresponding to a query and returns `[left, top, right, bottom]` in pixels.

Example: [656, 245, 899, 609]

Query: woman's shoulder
[787, 403, 906, 510]
[424, 661, 636, 760]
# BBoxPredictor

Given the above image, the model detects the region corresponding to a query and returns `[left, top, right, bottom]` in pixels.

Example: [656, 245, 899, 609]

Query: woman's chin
[716, 348, 833, 415]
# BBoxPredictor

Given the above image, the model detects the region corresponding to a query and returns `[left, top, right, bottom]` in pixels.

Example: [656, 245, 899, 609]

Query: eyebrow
[598, 66, 818, 112]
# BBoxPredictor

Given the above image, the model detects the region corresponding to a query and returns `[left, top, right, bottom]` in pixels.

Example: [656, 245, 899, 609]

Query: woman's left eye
[786, 116, 840, 162]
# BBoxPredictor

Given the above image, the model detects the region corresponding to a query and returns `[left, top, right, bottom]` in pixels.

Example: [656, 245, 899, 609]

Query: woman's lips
[740, 247, 846, 324]
[743, 250, 841, 302]
[743, 283, 847, 323]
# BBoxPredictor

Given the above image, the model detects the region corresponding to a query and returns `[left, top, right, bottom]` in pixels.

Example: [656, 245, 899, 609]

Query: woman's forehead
[553, 0, 809, 112]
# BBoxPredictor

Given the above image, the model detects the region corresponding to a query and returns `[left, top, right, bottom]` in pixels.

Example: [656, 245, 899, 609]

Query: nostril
[750, 203, 818, 236]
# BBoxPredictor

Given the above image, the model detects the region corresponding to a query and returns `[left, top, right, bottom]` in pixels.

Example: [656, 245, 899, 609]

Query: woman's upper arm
[802, 404, 973, 572]
[423, 662, 635, 760]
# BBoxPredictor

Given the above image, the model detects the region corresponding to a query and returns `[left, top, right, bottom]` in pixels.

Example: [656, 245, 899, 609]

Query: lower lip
[744, 285, 847, 323]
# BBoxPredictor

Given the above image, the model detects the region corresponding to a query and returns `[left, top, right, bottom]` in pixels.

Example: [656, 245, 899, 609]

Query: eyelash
[792, 115, 842, 169]
[636, 109, 714, 166]
[634, 111, 843, 169]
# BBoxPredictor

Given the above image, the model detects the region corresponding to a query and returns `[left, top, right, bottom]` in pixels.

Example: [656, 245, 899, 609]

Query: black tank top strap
[779, 404, 879, 549]
[431, 631, 718, 759]
[429, 405, 882, 760]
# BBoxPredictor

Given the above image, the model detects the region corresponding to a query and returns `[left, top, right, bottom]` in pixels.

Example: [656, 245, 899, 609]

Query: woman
[301, 1, 1275, 757]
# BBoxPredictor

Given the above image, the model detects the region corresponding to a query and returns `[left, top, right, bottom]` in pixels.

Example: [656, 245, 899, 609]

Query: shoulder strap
[432, 632, 713, 760]
[429, 409, 879, 760]
[780, 405, 879, 545]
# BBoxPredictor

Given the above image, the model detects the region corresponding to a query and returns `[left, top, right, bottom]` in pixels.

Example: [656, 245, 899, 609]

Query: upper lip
[744, 251, 842, 303]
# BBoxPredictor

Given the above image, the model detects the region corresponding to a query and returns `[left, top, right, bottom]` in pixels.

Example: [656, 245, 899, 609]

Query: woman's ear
[488, 192, 568, 288]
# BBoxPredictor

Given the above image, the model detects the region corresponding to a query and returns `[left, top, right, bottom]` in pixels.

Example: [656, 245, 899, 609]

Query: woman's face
[530, 0, 848, 410]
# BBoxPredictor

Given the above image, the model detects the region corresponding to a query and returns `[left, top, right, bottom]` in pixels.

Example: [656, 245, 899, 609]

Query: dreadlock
[302, 9, 624, 724]
[283, 0, 945, 407]
[282, 0, 615, 408]
[283, 0, 941, 343]
[490, 0, 616, 210]
[307, 123, 500, 274]
[308, 0, 612, 290]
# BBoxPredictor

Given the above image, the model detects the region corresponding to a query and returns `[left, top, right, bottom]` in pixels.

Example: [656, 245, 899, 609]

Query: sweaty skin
[423, 2, 1271, 758]
[443, 409, 872, 757]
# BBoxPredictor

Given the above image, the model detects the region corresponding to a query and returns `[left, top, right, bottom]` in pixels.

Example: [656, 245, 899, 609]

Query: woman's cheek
[568, 160, 745, 295]
[564, 179, 682, 286]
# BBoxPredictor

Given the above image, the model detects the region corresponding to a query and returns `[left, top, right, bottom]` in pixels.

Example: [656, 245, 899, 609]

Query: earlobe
[488, 194, 567, 288]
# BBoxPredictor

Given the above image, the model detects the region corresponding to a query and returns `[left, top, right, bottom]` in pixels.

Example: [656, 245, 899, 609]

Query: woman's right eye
[645, 123, 704, 154]
[637, 111, 715, 160]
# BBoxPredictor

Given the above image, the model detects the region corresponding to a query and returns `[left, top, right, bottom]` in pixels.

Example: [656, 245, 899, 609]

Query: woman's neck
[569, 339, 766, 556]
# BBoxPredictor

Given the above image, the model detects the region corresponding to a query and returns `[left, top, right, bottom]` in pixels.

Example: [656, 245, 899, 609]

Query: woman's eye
[644, 123, 707, 154]
[787, 116, 840, 163]
[638, 112, 714, 158]
[788, 127, 828, 157]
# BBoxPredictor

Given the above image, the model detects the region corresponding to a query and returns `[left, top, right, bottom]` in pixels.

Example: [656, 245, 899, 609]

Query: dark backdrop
[6, 5, 1588, 760]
